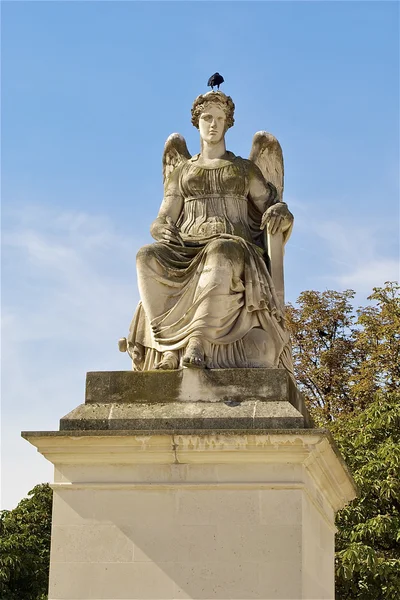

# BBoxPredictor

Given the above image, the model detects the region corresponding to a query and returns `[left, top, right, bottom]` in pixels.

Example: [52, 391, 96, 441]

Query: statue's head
[191, 92, 235, 144]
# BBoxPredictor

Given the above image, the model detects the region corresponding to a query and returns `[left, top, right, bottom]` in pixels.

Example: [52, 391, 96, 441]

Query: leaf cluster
[286, 282, 400, 424]
[0, 483, 53, 600]
[332, 394, 400, 599]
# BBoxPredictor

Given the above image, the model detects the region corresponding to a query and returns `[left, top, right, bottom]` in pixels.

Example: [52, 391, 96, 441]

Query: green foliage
[287, 282, 400, 598]
[332, 394, 400, 599]
[0, 483, 53, 600]
[354, 283, 400, 401]
[286, 282, 400, 424]
[286, 288, 357, 422]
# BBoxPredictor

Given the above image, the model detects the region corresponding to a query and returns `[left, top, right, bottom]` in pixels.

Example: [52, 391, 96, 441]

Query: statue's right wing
[162, 134, 191, 185]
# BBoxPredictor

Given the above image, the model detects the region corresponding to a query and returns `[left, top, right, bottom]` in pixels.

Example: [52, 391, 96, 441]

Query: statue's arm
[248, 162, 278, 214]
[150, 167, 185, 244]
[248, 163, 293, 237]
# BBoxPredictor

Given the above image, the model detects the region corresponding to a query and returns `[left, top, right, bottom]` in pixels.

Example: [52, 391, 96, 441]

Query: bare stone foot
[155, 351, 179, 370]
[182, 338, 206, 369]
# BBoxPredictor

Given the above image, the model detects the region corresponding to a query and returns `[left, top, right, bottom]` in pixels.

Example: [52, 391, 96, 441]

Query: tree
[332, 393, 400, 599]
[0, 483, 53, 600]
[286, 282, 400, 424]
[287, 281, 400, 599]
[354, 283, 400, 402]
[286, 288, 357, 422]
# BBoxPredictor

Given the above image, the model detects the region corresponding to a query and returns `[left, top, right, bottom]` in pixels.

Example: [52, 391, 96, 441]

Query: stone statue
[119, 91, 294, 372]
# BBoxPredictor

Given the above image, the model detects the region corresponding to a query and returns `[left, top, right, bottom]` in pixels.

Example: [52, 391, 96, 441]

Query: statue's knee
[207, 238, 243, 262]
[136, 244, 157, 266]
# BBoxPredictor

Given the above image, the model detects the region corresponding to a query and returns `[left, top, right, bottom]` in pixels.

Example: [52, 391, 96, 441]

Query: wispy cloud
[314, 218, 399, 292]
[289, 208, 399, 296]
[1, 205, 142, 508]
[2, 206, 140, 342]
[337, 259, 399, 290]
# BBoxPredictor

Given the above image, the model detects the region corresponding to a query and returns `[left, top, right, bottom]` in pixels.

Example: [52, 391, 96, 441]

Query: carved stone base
[23, 429, 356, 600]
[59, 368, 312, 431]
[22, 369, 356, 600]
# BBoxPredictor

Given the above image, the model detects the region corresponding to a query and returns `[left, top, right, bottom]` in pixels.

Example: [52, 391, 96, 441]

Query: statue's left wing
[249, 131, 289, 308]
[162, 133, 191, 185]
[249, 131, 284, 201]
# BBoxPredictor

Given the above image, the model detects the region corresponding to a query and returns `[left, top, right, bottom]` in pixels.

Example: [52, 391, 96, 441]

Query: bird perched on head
[207, 72, 224, 90]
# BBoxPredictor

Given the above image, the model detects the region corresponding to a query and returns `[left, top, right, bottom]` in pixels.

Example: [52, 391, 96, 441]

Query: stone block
[59, 368, 313, 431]
[50, 524, 133, 563]
[170, 561, 260, 599]
[24, 429, 356, 600]
[85, 368, 303, 406]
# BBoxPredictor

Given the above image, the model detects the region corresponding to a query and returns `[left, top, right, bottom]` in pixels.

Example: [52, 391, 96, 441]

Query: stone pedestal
[23, 369, 356, 600]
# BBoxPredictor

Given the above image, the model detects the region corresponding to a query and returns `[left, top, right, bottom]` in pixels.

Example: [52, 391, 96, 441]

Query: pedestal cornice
[22, 428, 356, 513]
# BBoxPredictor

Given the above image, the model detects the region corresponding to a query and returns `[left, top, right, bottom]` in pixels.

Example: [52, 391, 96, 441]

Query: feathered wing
[249, 131, 290, 311]
[249, 131, 284, 201]
[162, 133, 191, 185]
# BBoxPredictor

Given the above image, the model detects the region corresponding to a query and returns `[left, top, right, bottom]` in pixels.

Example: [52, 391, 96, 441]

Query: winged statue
[119, 91, 293, 373]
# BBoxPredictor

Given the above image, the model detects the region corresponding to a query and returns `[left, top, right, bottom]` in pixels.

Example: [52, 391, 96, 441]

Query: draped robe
[128, 153, 293, 371]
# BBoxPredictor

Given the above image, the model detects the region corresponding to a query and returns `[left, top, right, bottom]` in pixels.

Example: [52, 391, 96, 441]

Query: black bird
[317, 329, 329, 338]
[207, 72, 224, 90]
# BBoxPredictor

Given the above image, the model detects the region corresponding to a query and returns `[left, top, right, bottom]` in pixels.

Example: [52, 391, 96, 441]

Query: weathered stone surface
[60, 399, 305, 431]
[59, 403, 111, 431]
[22, 428, 357, 600]
[86, 368, 304, 405]
[59, 368, 312, 431]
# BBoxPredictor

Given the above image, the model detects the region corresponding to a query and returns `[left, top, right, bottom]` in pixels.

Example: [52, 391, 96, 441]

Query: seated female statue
[120, 91, 294, 372]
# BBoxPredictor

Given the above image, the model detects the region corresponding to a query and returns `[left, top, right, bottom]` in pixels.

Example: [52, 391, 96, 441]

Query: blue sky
[1, 1, 399, 509]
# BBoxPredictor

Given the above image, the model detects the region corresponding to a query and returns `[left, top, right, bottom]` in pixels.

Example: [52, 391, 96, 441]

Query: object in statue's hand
[261, 202, 294, 235]
[150, 216, 184, 246]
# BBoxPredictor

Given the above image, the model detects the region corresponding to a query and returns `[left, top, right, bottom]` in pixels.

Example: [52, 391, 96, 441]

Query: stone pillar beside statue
[23, 90, 356, 599]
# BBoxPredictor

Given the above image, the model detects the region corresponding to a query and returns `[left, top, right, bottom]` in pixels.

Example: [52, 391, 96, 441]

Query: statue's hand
[261, 202, 293, 235]
[151, 216, 184, 246]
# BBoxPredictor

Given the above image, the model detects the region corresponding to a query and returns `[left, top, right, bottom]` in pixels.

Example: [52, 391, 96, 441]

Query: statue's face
[199, 104, 226, 144]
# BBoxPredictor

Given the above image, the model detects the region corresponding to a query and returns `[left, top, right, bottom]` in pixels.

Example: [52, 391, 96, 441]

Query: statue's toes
[155, 360, 169, 370]
[183, 353, 205, 369]
[155, 352, 179, 370]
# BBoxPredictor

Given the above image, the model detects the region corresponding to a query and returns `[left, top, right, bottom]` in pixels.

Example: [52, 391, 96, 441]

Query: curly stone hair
[191, 91, 235, 130]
